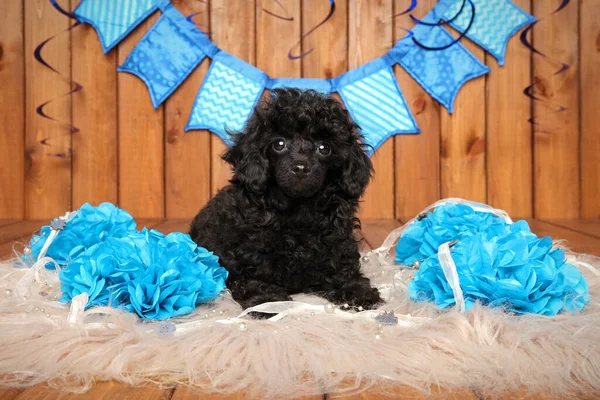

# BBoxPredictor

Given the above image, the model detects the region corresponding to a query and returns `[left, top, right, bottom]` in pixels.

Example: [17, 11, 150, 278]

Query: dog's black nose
[291, 164, 310, 175]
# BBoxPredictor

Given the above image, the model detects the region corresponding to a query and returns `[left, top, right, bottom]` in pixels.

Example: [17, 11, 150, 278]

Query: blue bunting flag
[337, 61, 418, 152]
[74, 0, 158, 53]
[74, 0, 536, 154]
[118, 13, 207, 107]
[186, 54, 266, 144]
[442, 0, 535, 66]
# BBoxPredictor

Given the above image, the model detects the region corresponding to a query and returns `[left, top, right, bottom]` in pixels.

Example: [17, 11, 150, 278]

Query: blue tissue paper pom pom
[408, 220, 590, 316]
[396, 203, 507, 265]
[58, 228, 228, 320]
[25, 203, 136, 268]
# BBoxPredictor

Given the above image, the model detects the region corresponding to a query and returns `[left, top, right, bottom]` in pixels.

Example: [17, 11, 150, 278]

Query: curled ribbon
[35, 0, 83, 158]
[520, 0, 571, 133]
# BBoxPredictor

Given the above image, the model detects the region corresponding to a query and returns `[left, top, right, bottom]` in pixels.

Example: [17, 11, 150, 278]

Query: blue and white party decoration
[73, 0, 535, 154]
[22, 203, 228, 320]
[395, 202, 590, 316]
[442, 0, 536, 65]
[186, 55, 266, 144]
[73, 0, 158, 53]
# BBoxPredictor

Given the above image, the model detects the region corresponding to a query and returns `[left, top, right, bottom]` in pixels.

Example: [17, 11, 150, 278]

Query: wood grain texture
[25, 0, 72, 219]
[541, 219, 600, 239]
[360, 219, 401, 249]
[117, 13, 165, 219]
[393, 0, 440, 220]
[152, 219, 190, 235]
[172, 386, 323, 400]
[209, 0, 256, 195]
[348, 0, 395, 219]
[579, 0, 600, 219]
[440, 37, 486, 203]
[527, 219, 600, 255]
[532, 0, 579, 219]
[165, 0, 212, 219]
[0, 0, 25, 219]
[301, 0, 347, 80]
[257, 0, 301, 78]
[71, 1, 118, 210]
[329, 381, 478, 400]
[0, 388, 23, 400]
[14, 382, 174, 400]
[486, 0, 532, 219]
[0, 220, 47, 259]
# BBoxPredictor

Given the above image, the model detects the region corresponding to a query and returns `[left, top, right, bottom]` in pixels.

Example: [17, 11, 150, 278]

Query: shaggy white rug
[0, 223, 599, 398]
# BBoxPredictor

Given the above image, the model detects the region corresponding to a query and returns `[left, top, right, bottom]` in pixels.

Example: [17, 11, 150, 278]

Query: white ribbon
[368, 198, 513, 264]
[437, 242, 465, 312]
[37, 211, 77, 261]
[68, 292, 88, 324]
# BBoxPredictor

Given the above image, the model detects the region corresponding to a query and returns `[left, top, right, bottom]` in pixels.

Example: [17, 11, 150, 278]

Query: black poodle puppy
[190, 88, 383, 310]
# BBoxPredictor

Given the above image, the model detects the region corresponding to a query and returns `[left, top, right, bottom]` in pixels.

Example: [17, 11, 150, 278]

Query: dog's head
[223, 88, 372, 201]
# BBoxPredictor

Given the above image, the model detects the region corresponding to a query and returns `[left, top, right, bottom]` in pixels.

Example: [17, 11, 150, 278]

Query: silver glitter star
[375, 311, 398, 326]
[50, 218, 67, 231]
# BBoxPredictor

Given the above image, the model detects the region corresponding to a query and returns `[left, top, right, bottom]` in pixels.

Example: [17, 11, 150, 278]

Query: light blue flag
[186, 53, 267, 144]
[118, 14, 206, 107]
[441, 0, 535, 65]
[397, 24, 490, 113]
[74, 0, 157, 53]
[337, 63, 418, 154]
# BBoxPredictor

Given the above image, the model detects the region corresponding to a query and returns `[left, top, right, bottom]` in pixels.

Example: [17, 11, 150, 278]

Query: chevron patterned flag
[398, 25, 490, 113]
[443, 0, 535, 65]
[74, 0, 157, 53]
[186, 61, 264, 144]
[118, 15, 206, 107]
[338, 67, 418, 154]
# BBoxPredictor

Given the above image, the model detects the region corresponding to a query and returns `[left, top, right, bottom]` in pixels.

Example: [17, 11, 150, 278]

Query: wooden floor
[0, 218, 599, 400]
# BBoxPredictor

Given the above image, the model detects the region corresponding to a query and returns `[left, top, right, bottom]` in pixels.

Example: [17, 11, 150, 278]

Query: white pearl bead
[238, 322, 248, 332]
[4, 289, 13, 297]
[310, 312, 315, 317]
[413, 260, 421, 269]
[375, 334, 382, 340]
[204, 313, 209, 318]
[358, 306, 364, 311]
[45, 314, 50, 318]
[324, 303, 335, 314]
[40, 308, 45, 313]
[212, 309, 216, 313]
[34, 307, 39, 311]
[285, 325, 290, 329]
[23, 247, 32, 255]
[219, 310, 224, 314]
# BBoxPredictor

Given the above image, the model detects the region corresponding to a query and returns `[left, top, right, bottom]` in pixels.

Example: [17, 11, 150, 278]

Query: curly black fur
[190, 88, 383, 310]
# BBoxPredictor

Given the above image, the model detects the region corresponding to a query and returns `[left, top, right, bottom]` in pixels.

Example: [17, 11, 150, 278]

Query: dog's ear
[339, 139, 373, 199]
[222, 119, 269, 194]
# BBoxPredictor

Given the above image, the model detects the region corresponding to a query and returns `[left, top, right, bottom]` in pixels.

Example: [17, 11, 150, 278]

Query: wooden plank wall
[0, 0, 598, 221]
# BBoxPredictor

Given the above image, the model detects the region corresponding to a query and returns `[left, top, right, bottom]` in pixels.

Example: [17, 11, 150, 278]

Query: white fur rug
[0, 243, 599, 398]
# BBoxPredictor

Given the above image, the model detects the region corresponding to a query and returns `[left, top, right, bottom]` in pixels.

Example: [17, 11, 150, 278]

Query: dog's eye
[317, 143, 332, 156]
[273, 138, 286, 152]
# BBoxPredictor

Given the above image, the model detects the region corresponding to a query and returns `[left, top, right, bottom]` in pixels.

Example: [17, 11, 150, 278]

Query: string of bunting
[72, 0, 535, 154]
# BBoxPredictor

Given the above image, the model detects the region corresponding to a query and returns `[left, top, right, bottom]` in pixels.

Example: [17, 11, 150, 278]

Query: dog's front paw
[324, 281, 383, 310]
[346, 285, 383, 310]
